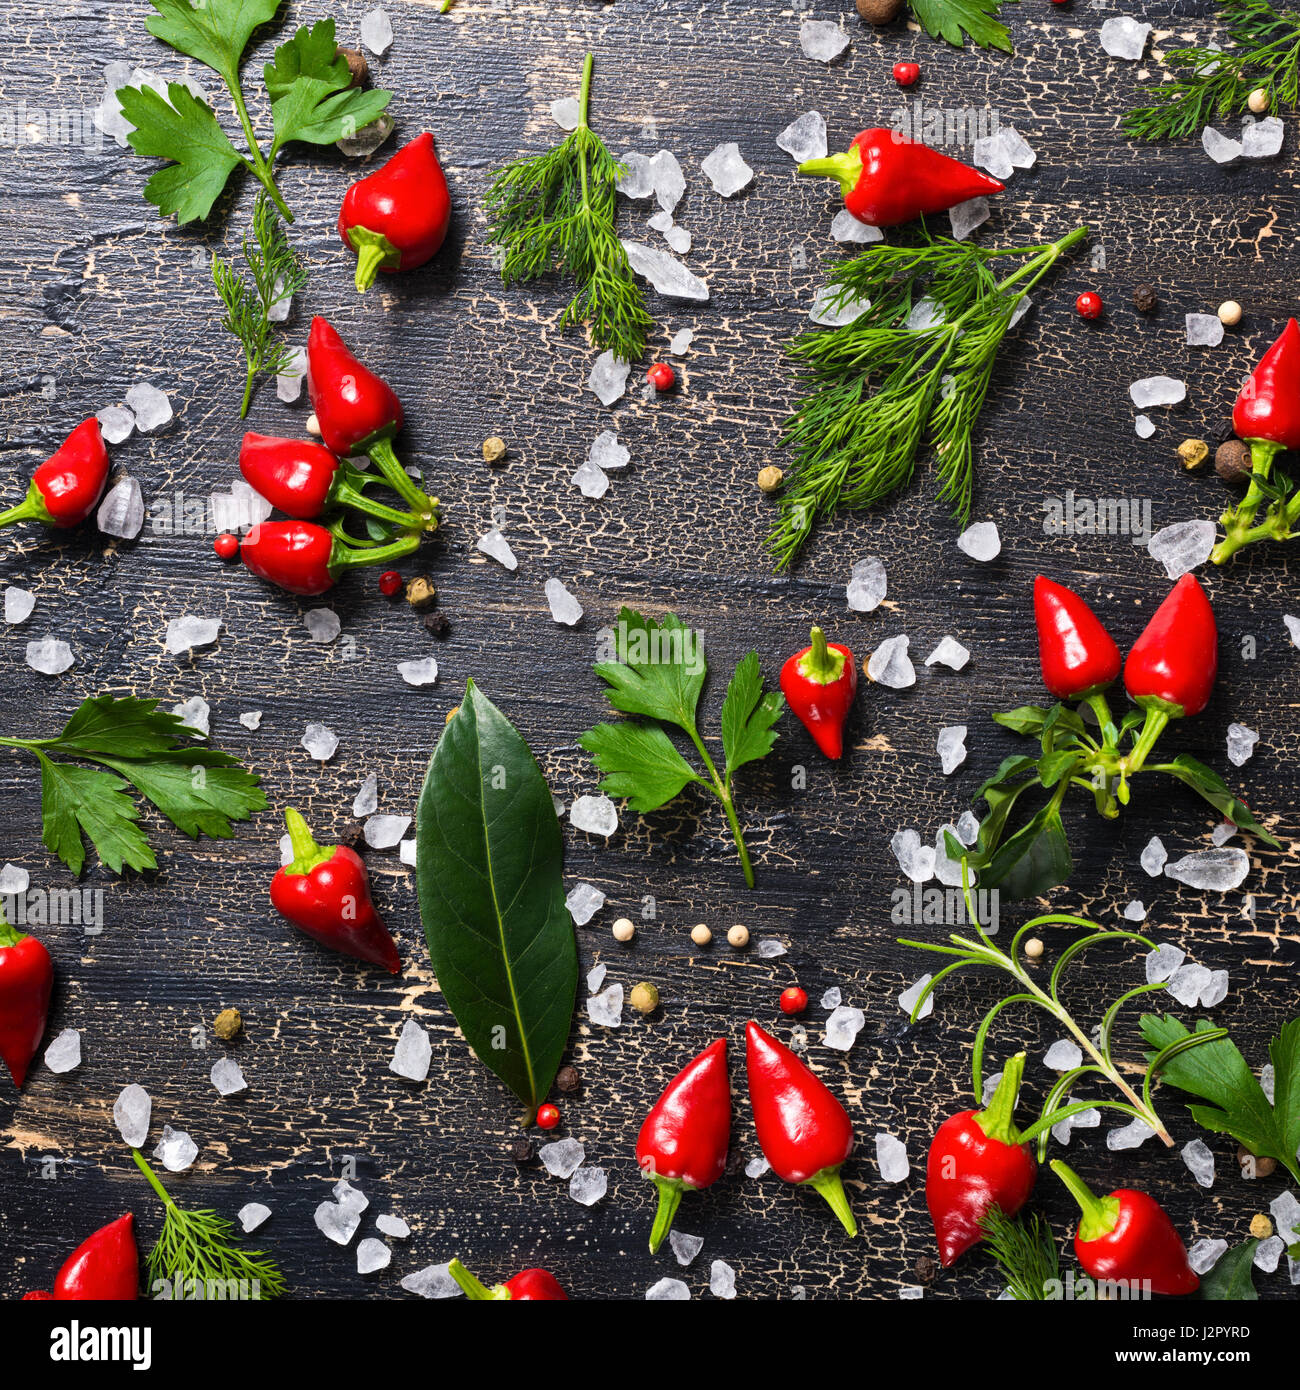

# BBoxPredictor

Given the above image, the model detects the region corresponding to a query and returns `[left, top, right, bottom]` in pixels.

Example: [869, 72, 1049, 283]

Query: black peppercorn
[508, 1138, 534, 1164]
[914, 1254, 938, 1284]
[555, 1064, 580, 1093]
[1132, 283, 1158, 314]
[423, 612, 450, 639]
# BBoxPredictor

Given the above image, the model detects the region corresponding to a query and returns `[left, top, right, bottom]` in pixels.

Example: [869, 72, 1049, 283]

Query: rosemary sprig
[133, 1148, 285, 1300]
[486, 53, 652, 363]
[772, 224, 1086, 570]
[212, 191, 307, 418]
[978, 1206, 1060, 1299]
[1124, 0, 1300, 140]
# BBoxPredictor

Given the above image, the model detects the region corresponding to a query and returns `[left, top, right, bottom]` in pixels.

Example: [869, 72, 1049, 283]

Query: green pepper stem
[367, 437, 439, 523]
[1124, 705, 1171, 777]
[332, 470, 432, 530]
[799, 626, 846, 685]
[0, 914, 23, 948]
[806, 1168, 857, 1237]
[329, 528, 421, 574]
[647, 1176, 685, 1254]
[281, 807, 332, 875]
[0, 482, 50, 529]
[1050, 1159, 1120, 1241]
[976, 1051, 1025, 1144]
[447, 1258, 508, 1300]
[797, 147, 863, 198]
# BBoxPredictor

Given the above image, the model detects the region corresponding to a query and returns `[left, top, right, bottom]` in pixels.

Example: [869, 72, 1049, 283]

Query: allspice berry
[1023, 937, 1044, 961]
[1177, 438, 1210, 472]
[612, 917, 636, 942]
[555, 1064, 581, 1094]
[757, 465, 784, 494]
[1247, 87, 1270, 114]
[423, 611, 450, 639]
[405, 576, 437, 610]
[1249, 1212, 1273, 1239]
[856, 0, 904, 22]
[691, 923, 712, 946]
[1237, 1144, 1277, 1178]
[336, 47, 369, 88]
[727, 924, 750, 948]
[1216, 438, 1253, 484]
[481, 436, 507, 465]
[1131, 283, 1158, 314]
[1218, 299, 1242, 327]
[629, 981, 660, 1013]
[214, 1007, 243, 1041]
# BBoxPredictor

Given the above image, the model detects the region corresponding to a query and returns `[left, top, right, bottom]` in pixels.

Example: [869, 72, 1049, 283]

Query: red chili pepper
[21, 1290, 55, 1299]
[339, 133, 452, 294]
[798, 128, 1004, 228]
[1033, 576, 1121, 701]
[1233, 317, 1300, 472]
[745, 1020, 856, 1236]
[780, 626, 857, 760]
[240, 519, 419, 596]
[306, 317, 434, 519]
[1124, 574, 1218, 720]
[54, 1213, 139, 1300]
[447, 1259, 569, 1300]
[635, 1037, 730, 1252]
[239, 433, 435, 530]
[270, 809, 401, 973]
[0, 419, 110, 531]
[925, 1053, 1036, 1266]
[1051, 1161, 1199, 1296]
[0, 912, 53, 1089]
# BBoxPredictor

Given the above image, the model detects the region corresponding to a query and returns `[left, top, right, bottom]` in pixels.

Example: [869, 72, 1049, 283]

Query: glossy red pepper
[339, 133, 452, 293]
[1051, 1161, 1199, 1296]
[447, 1259, 569, 1300]
[745, 1020, 856, 1236]
[1233, 317, 1300, 471]
[1033, 576, 1121, 701]
[780, 627, 857, 760]
[306, 317, 433, 518]
[798, 128, 1004, 228]
[0, 419, 110, 531]
[239, 433, 435, 530]
[54, 1213, 139, 1300]
[21, 1290, 55, 1299]
[270, 809, 401, 972]
[1124, 574, 1218, 720]
[635, 1037, 730, 1252]
[240, 519, 419, 596]
[0, 913, 53, 1089]
[925, 1053, 1036, 1266]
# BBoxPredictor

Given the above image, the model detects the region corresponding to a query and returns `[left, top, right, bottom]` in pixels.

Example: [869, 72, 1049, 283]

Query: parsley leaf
[579, 609, 783, 886]
[265, 20, 392, 153]
[1141, 1013, 1300, 1184]
[1, 695, 265, 877]
[143, 0, 280, 85]
[116, 82, 246, 225]
[909, 0, 1016, 52]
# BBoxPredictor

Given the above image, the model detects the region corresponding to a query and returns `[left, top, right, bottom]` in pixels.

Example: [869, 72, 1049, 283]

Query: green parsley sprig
[0, 694, 266, 876]
[117, 5, 392, 225]
[910, 0, 1017, 53]
[212, 191, 307, 417]
[486, 53, 652, 364]
[1124, 0, 1300, 141]
[772, 224, 1086, 570]
[579, 610, 784, 888]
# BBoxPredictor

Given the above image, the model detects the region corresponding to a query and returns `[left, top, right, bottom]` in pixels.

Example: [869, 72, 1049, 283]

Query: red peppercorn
[536, 1103, 560, 1130]
[214, 532, 239, 561]
[779, 986, 809, 1015]
[378, 569, 403, 596]
[645, 362, 675, 392]
[893, 62, 921, 87]
[1075, 292, 1103, 320]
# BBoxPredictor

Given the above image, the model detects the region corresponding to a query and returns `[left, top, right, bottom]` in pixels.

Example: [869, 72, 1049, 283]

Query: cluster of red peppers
[1212, 317, 1300, 564]
[951, 573, 1276, 899]
[924, 1055, 1198, 1295]
[270, 810, 401, 973]
[635, 1023, 856, 1251]
[236, 317, 439, 597]
[0, 418, 110, 536]
[798, 127, 1004, 228]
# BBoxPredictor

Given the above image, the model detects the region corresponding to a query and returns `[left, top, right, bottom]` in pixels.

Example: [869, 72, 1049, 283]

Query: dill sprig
[1124, 0, 1300, 140]
[771, 224, 1087, 570]
[486, 53, 652, 364]
[978, 1205, 1060, 1300]
[132, 1149, 285, 1300]
[212, 191, 307, 419]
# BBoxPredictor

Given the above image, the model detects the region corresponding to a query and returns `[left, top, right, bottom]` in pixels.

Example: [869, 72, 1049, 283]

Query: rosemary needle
[486, 53, 652, 363]
[771, 224, 1087, 570]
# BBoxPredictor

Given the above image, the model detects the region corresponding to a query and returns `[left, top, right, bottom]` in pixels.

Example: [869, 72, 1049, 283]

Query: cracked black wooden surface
[0, 0, 1297, 1301]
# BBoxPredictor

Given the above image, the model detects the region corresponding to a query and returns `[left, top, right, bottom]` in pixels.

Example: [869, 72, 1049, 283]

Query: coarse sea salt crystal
[1141, 836, 1167, 876]
[572, 460, 609, 499]
[710, 1260, 736, 1299]
[302, 723, 338, 761]
[1044, 1039, 1083, 1071]
[1168, 962, 1212, 1007]
[125, 382, 172, 432]
[670, 1230, 703, 1266]
[756, 938, 786, 959]
[566, 882, 605, 925]
[1147, 519, 1215, 579]
[172, 695, 210, 735]
[4, 587, 34, 624]
[646, 1277, 690, 1300]
[587, 982, 624, 1027]
[669, 327, 694, 355]
[589, 429, 630, 471]
[377, 1214, 410, 1238]
[1146, 942, 1186, 984]
[114, 1084, 151, 1147]
[1107, 1117, 1156, 1151]
[891, 828, 935, 883]
[621, 240, 710, 301]
[701, 142, 754, 197]
[649, 150, 685, 213]
[898, 973, 934, 1021]
[588, 349, 631, 405]
[1182, 1138, 1216, 1188]
[824, 1005, 865, 1051]
[1100, 15, 1151, 60]
[926, 636, 970, 670]
[398, 657, 438, 687]
[1211, 819, 1237, 846]
[875, 1132, 910, 1183]
[365, 814, 410, 849]
[948, 197, 989, 242]
[549, 96, 580, 130]
[569, 1166, 608, 1206]
[810, 285, 871, 327]
[1202, 125, 1242, 163]
[776, 110, 827, 163]
[357, 1237, 391, 1273]
[617, 151, 654, 200]
[540, 1137, 585, 1179]
[26, 638, 74, 675]
[831, 208, 883, 244]
[1129, 376, 1186, 408]
[587, 963, 606, 994]
[570, 794, 619, 836]
[44, 1028, 81, 1073]
[401, 1264, 459, 1299]
[239, 710, 262, 730]
[476, 528, 518, 570]
[360, 6, 394, 55]
[1135, 415, 1155, 439]
[545, 578, 583, 625]
[957, 521, 1000, 561]
[1165, 847, 1249, 891]
[847, 556, 886, 611]
[166, 615, 220, 655]
[937, 725, 967, 775]
[353, 774, 378, 818]
[868, 634, 915, 688]
[799, 18, 850, 62]
[154, 1124, 198, 1172]
[1186, 313, 1225, 347]
[239, 1203, 271, 1233]
[956, 811, 980, 845]
[0, 863, 28, 895]
[390, 1019, 431, 1081]
[1226, 722, 1258, 767]
[97, 477, 145, 539]
[1242, 115, 1284, 158]
[303, 608, 340, 644]
[211, 1056, 247, 1095]
[97, 404, 135, 444]
[933, 827, 974, 890]
[1189, 1238, 1228, 1275]
[277, 348, 307, 403]
[1124, 900, 1146, 921]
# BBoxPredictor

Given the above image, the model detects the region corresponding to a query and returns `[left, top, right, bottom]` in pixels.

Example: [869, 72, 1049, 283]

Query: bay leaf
[416, 681, 576, 1122]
